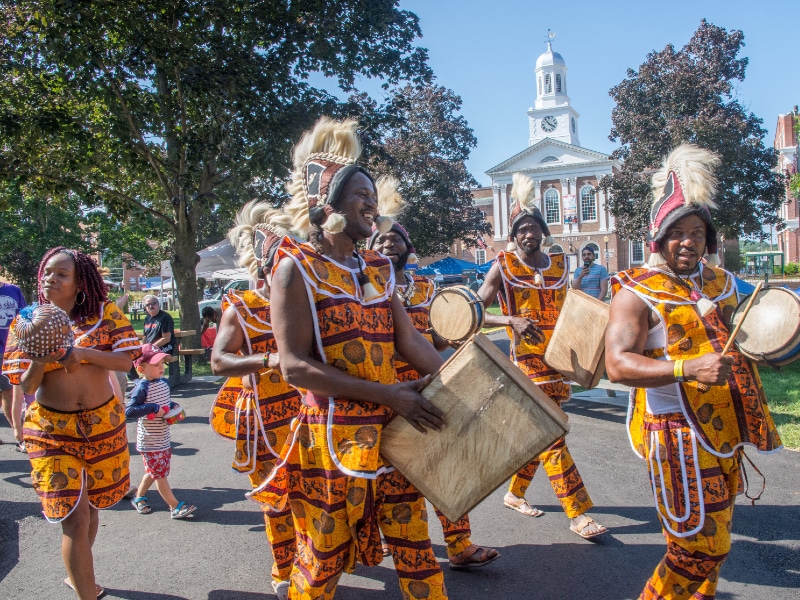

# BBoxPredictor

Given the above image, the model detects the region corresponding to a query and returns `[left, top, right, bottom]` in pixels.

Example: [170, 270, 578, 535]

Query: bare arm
[210, 305, 278, 377]
[271, 258, 444, 433]
[605, 288, 731, 387]
[477, 262, 545, 344]
[599, 278, 609, 300]
[152, 331, 172, 347]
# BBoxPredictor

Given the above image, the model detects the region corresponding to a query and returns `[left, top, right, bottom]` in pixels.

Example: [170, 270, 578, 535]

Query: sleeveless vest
[612, 266, 782, 458]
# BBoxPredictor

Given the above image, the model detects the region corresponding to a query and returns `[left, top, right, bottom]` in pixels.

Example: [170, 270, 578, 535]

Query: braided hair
[37, 247, 108, 323]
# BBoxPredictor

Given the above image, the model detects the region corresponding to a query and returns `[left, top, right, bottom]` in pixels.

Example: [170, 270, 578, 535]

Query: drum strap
[738, 449, 766, 506]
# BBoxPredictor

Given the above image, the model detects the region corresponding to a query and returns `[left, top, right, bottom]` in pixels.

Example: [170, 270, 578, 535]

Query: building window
[475, 249, 486, 265]
[548, 244, 564, 254]
[544, 73, 552, 94]
[538, 77, 542, 96]
[631, 241, 645, 264]
[580, 186, 597, 222]
[540, 155, 559, 163]
[555, 74, 562, 93]
[544, 188, 560, 224]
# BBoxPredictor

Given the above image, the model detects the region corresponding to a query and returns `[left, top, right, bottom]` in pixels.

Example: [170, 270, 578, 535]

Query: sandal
[271, 579, 290, 600]
[64, 577, 106, 598]
[449, 544, 500, 570]
[170, 501, 196, 520]
[131, 496, 152, 515]
[381, 540, 391, 557]
[15, 441, 27, 453]
[503, 492, 544, 517]
[570, 515, 608, 540]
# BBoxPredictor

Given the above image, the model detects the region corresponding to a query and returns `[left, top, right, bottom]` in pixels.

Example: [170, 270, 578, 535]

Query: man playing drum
[252, 117, 449, 599]
[605, 144, 781, 599]
[368, 179, 500, 570]
[210, 202, 301, 600]
[477, 173, 608, 540]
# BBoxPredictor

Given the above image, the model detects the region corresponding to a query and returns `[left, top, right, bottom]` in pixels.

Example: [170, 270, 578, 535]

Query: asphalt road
[1, 342, 799, 599]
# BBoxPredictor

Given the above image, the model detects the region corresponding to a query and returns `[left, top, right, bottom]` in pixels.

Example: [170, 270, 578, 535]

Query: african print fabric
[612, 266, 781, 458]
[2, 301, 141, 384]
[253, 239, 446, 599]
[24, 395, 130, 522]
[496, 251, 592, 515]
[639, 412, 739, 600]
[209, 288, 302, 582]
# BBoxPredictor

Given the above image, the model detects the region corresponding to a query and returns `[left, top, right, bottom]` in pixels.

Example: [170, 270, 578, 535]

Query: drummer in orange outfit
[477, 173, 608, 540]
[210, 202, 302, 600]
[368, 177, 500, 570]
[250, 117, 448, 599]
[605, 144, 781, 599]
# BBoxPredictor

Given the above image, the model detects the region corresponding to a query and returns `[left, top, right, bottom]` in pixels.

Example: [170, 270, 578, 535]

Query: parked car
[198, 279, 251, 315]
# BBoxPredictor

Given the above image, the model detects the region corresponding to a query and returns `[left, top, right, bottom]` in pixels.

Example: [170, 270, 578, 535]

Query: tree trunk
[172, 223, 201, 350]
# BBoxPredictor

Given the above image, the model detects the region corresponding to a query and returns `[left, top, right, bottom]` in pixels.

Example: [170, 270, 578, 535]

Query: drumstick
[697, 281, 763, 393]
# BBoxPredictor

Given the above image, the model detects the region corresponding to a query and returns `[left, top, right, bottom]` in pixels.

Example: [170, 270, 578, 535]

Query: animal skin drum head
[732, 288, 800, 362]
[428, 286, 485, 343]
[13, 303, 74, 358]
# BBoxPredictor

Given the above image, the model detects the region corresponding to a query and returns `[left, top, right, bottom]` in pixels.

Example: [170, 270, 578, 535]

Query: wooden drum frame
[380, 333, 569, 522]
[428, 285, 485, 343]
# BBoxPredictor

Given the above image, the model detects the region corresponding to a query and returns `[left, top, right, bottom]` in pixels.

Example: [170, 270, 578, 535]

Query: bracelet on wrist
[262, 352, 270, 369]
[673, 359, 686, 383]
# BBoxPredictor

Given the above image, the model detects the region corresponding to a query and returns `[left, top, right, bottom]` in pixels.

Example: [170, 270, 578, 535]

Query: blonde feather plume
[228, 200, 291, 281]
[511, 172, 536, 212]
[651, 144, 720, 209]
[374, 175, 406, 234]
[284, 117, 362, 237]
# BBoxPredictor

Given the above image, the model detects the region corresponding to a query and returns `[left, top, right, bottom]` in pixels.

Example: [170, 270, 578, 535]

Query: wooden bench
[167, 330, 199, 388]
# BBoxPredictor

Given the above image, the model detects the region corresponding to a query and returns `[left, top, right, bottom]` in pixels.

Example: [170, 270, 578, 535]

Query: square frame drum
[380, 333, 569, 522]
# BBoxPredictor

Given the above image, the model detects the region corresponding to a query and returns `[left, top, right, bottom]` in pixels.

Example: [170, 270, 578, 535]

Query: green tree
[0, 1, 432, 342]
[355, 84, 491, 256]
[604, 20, 784, 243]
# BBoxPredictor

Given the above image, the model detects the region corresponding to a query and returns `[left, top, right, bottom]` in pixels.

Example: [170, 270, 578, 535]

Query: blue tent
[476, 259, 494, 273]
[416, 257, 477, 276]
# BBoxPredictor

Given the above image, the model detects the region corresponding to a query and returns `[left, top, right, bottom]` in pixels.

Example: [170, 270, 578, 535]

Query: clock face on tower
[541, 115, 558, 133]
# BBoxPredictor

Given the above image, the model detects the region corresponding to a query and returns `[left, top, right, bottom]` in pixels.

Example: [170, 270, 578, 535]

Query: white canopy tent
[160, 239, 239, 279]
[211, 267, 249, 281]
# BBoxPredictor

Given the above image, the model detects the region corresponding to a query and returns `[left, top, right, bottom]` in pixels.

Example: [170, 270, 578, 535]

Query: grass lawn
[758, 361, 800, 451]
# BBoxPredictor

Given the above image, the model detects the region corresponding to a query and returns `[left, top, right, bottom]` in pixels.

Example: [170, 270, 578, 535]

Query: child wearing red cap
[125, 343, 196, 519]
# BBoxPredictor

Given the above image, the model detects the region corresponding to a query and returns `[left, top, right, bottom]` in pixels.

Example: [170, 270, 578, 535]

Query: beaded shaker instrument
[13, 303, 74, 358]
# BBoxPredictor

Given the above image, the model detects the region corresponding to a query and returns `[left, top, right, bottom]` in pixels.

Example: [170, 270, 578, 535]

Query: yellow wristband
[262, 352, 270, 369]
[673, 359, 685, 382]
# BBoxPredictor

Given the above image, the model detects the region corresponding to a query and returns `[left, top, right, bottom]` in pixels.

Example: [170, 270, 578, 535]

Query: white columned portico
[499, 185, 510, 239]
[598, 186, 608, 231]
[492, 184, 502, 240]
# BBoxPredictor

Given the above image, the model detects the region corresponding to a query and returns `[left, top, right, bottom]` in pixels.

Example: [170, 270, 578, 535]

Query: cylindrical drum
[164, 404, 186, 425]
[731, 287, 800, 366]
[428, 285, 485, 343]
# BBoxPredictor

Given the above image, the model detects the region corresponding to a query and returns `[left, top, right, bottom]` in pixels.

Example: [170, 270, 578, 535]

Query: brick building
[460, 39, 647, 276]
[775, 108, 799, 263]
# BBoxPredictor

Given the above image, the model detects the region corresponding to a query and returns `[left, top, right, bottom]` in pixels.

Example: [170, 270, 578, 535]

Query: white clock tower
[527, 35, 580, 146]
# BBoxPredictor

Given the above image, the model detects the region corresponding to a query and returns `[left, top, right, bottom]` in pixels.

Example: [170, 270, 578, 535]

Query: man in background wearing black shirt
[142, 295, 175, 355]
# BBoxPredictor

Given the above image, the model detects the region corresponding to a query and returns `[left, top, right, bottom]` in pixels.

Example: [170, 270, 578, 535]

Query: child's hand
[160, 404, 171, 415]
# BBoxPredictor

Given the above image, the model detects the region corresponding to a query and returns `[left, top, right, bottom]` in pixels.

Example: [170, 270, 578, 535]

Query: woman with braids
[2, 247, 142, 599]
[252, 117, 448, 599]
[209, 202, 302, 600]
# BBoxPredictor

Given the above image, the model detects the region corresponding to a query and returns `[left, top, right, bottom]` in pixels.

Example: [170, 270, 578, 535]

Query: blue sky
[395, 0, 799, 186]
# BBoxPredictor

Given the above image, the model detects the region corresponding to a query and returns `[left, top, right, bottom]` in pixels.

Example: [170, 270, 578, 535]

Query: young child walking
[125, 343, 196, 519]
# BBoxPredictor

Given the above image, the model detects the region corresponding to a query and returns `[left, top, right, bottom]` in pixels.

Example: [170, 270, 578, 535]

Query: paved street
[1, 352, 799, 599]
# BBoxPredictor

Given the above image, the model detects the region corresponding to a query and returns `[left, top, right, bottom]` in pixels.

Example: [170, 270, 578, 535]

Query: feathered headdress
[648, 144, 721, 267]
[367, 175, 416, 264]
[283, 117, 378, 237]
[506, 173, 553, 252]
[228, 200, 292, 281]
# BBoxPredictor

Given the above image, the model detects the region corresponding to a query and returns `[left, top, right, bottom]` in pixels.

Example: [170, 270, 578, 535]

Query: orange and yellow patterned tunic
[253, 239, 447, 600]
[613, 266, 781, 458]
[496, 250, 570, 399]
[394, 273, 436, 382]
[2, 301, 141, 522]
[612, 266, 782, 600]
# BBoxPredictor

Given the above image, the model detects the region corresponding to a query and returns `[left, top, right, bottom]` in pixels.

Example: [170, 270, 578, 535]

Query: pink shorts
[141, 449, 171, 480]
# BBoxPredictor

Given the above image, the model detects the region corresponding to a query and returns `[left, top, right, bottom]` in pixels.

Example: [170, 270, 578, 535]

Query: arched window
[537, 77, 542, 96]
[544, 73, 552, 94]
[563, 75, 567, 94]
[544, 188, 560, 224]
[540, 155, 559, 163]
[581, 243, 600, 260]
[555, 74, 562, 93]
[548, 244, 563, 255]
[580, 186, 597, 222]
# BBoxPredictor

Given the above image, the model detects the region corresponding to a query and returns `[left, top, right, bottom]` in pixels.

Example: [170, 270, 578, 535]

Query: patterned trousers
[640, 413, 739, 600]
[250, 464, 297, 583]
[435, 510, 472, 557]
[287, 467, 447, 600]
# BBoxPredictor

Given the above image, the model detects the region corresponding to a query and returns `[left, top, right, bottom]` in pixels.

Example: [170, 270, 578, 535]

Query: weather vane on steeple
[546, 29, 556, 49]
